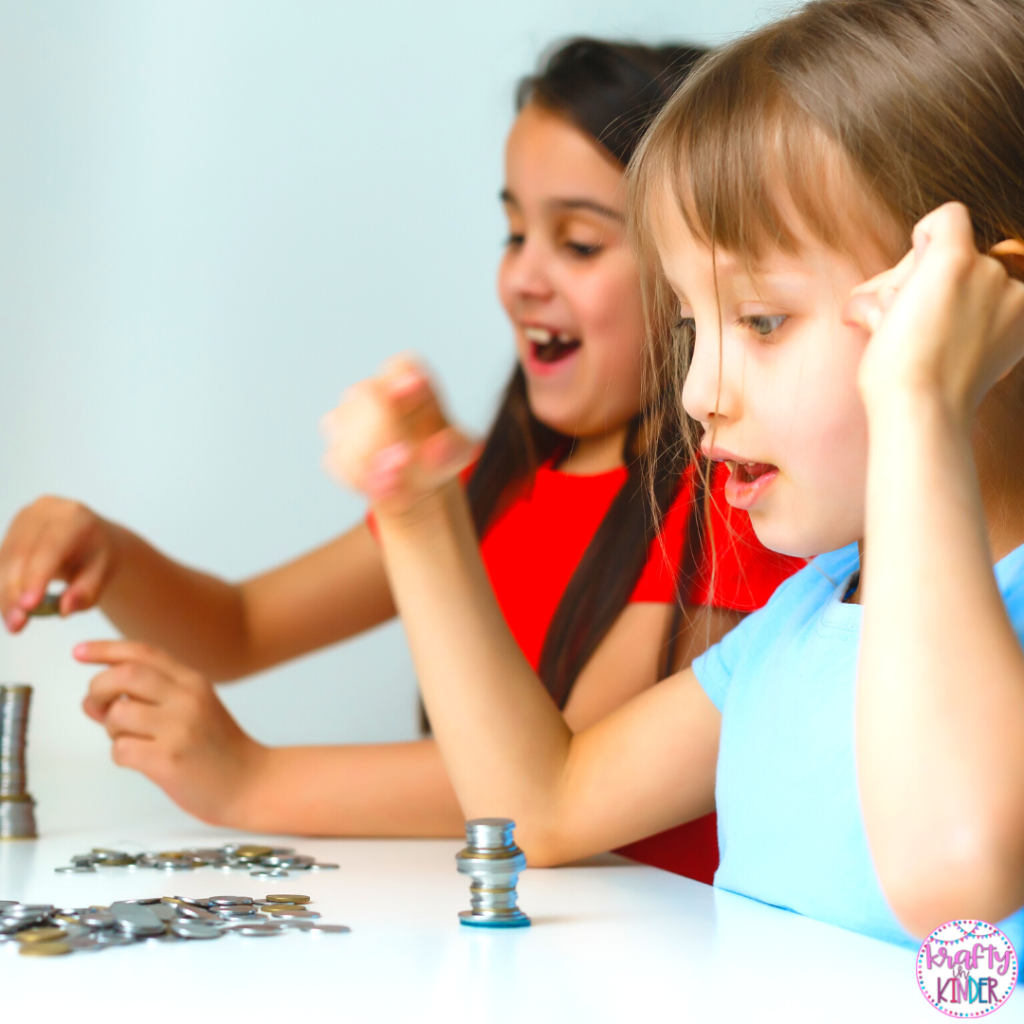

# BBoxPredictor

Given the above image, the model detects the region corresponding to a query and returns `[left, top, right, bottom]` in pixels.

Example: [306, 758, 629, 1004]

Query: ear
[990, 238, 1024, 280]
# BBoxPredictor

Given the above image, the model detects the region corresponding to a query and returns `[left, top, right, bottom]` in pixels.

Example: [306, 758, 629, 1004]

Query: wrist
[372, 479, 466, 541]
[218, 737, 272, 831]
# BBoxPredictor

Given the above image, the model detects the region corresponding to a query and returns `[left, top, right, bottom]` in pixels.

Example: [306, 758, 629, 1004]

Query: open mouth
[524, 326, 581, 365]
[729, 461, 777, 483]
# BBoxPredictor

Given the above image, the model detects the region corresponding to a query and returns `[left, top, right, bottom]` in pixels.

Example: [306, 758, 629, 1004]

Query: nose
[500, 235, 556, 305]
[681, 320, 741, 429]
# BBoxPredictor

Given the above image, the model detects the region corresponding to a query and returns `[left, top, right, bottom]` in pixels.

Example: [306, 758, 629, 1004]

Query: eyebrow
[500, 189, 623, 222]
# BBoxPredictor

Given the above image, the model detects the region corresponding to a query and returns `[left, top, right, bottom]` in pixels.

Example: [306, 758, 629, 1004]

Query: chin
[746, 510, 850, 561]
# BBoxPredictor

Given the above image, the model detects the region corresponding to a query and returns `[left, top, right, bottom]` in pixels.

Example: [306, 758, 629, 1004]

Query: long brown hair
[628, 0, 1024, 447]
[467, 39, 708, 709]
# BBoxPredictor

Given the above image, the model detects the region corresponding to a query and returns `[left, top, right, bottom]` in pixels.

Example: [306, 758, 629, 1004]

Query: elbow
[881, 821, 1024, 938]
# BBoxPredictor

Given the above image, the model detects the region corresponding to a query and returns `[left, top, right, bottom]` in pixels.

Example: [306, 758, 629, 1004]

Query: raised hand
[0, 497, 122, 633]
[75, 640, 265, 826]
[320, 355, 476, 518]
[845, 202, 1024, 419]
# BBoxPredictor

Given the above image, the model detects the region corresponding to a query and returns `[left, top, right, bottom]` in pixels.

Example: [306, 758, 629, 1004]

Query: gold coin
[157, 851, 185, 859]
[19, 941, 71, 957]
[235, 845, 274, 858]
[16, 928, 67, 944]
[261, 904, 311, 914]
[265, 893, 310, 904]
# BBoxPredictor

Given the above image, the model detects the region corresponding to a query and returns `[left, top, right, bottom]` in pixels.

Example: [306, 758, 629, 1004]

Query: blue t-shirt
[692, 541, 1024, 952]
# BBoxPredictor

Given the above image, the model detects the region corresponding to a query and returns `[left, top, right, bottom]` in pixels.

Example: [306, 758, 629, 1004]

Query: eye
[566, 241, 602, 258]
[741, 314, 788, 336]
[505, 233, 525, 248]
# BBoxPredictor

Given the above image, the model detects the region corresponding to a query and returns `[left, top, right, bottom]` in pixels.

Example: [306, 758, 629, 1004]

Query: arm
[104, 520, 395, 679]
[0, 496, 395, 680]
[76, 529, 728, 838]
[853, 205, 1024, 935]
[374, 480, 720, 864]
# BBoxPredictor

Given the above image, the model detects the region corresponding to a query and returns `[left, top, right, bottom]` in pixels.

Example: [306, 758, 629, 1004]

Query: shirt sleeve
[690, 599, 767, 711]
[630, 462, 806, 609]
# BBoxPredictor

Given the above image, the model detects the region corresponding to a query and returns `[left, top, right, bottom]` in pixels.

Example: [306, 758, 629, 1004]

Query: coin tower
[0, 685, 37, 839]
[455, 817, 530, 928]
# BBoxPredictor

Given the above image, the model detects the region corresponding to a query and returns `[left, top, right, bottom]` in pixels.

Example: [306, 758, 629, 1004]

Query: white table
[1, 767, 1017, 1023]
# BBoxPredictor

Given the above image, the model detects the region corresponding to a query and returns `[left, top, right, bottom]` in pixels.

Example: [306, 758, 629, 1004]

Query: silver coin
[121, 897, 162, 905]
[170, 921, 223, 940]
[310, 863, 340, 871]
[208, 896, 253, 906]
[149, 903, 177, 922]
[263, 909, 320, 920]
[55, 865, 96, 874]
[234, 923, 286, 937]
[293, 922, 351, 935]
[80, 910, 115, 929]
[250, 869, 288, 878]
[176, 904, 219, 922]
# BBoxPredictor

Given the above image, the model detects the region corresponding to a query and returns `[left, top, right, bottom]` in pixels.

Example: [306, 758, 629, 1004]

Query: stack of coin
[0, 685, 36, 840]
[0, 894, 349, 956]
[456, 817, 530, 928]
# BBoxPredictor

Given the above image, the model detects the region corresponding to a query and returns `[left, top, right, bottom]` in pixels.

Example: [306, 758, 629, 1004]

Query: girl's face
[498, 104, 645, 439]
[655, 195, 891, 557]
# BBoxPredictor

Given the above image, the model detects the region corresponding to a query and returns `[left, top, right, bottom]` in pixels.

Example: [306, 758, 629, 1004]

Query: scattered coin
[56, 843, 338, 874]
[265, 894, 310, 904]
[19, 941, 71, 957]
[0, 894, 349, 956]
[16, 927, 67, 944]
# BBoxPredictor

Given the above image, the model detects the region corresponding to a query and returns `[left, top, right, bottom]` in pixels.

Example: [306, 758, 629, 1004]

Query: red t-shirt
[482, 459, 801, 672]
[370, 460, 804, 883]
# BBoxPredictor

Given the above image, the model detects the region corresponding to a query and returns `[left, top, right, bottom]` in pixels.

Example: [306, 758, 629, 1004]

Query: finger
[110, 734, 156, 771]
[73, 639, 191, 680]
[104, 694, 161, 740]
[0, 518, 49, 626]
[16, 521, 75, 612]
[61, 554, 108, 615]
[87, 663, 174, 711]
[379, 358, 449, 440]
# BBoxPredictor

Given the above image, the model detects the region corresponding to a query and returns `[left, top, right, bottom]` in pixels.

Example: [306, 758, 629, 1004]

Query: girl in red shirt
[2, 40, 801, 879]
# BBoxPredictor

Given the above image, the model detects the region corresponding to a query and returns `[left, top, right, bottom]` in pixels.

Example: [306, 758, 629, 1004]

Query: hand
[845, 202, 1024, 420]
[320, 355, 475, 518]
[0, 497, 123, 633]
[75, 640, 265, 826]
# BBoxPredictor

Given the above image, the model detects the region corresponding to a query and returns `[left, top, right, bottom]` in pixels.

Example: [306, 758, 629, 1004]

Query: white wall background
[0, 0, 793, 808]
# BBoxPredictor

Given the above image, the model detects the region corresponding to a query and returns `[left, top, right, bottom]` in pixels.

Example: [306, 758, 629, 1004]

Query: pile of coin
[56, 843, 339, 877]
[0, 685, 36, 840]
[0, 893, 349, 956]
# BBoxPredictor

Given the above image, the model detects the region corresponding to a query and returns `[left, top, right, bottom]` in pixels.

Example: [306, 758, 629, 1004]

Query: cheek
[572, 265, 645, 370]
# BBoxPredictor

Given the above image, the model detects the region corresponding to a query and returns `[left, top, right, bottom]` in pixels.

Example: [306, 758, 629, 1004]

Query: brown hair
[628, 0, 1024, 464]
[464, 39, 708, 710]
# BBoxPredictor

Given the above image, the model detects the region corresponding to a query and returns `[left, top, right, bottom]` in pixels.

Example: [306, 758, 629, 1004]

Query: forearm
[227, 739, 465, 837]
[100, 525, 250, 680]
[858, 392, 1024, 931]
[376, 483, 575, 859]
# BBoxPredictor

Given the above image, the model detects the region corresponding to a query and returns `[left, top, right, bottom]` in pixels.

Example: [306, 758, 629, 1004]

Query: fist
[321, 355, 475, 517]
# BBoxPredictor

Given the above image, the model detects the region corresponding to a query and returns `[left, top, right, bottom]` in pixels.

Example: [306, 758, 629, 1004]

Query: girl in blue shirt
[318, 0, 1024, 949]
[322, 0, 1024, 949]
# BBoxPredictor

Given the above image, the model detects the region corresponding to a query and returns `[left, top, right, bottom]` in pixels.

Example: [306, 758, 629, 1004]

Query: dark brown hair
[467, 39, 708, 709]
[628, 0, 1024, 446]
